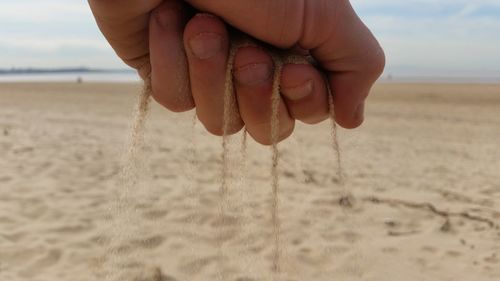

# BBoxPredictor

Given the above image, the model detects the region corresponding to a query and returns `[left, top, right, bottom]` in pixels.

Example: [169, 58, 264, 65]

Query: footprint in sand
[129, 267, 178, 281]
[132, 235, 166, 250]
[19, 198, 48, 220]
[446, 250, 462, 257]
[234, 277, 257, 281]
[89, 234, 111, 246]
[381, 247, 399, 253]
[50, 223, 93, 234]
[290, 238, 303, 246]
[0, 176, 12, 182]
[33, 249, 62, 268]
[210, 214, 239, 228]
[1, 231, 27, 243]
[18, 249, 62, 278]
[483, 253, 498, 264]
[421, 245, 438, 254]
[178, 256, 216, 275]
[142, 209, 170, 220]
[297, 247, 332, 266]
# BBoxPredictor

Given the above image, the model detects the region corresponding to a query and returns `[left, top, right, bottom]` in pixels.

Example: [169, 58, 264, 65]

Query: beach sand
[0, 82, 499, 281]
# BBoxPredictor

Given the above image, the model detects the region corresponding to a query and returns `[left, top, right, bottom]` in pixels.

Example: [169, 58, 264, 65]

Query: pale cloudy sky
[1, 0, 500, 77]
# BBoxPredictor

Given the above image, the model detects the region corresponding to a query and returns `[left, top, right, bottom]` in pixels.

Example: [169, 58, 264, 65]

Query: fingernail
[282, 80, 314, 101]
[189, 32, 222, 59]
[234, 63, 272, 86]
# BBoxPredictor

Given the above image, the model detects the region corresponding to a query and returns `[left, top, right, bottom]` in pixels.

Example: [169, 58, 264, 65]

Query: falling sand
[225, 42, 345, 276]
[116, 38, 344, 280]
[106, 78, 153, 281]
[4, 79, 500, 281]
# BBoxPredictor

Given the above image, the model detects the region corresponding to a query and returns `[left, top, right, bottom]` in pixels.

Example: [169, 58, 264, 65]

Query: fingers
[183, 14, 243, 135]
[233, 46, 295, 145]
[310, 1, 385, 128]
[88, 0, 163, 78]
[327, 72, 371, 129]
[184, 0, 385, 128]
[149, 1, 194, 112]
[280, 63, 329, 124]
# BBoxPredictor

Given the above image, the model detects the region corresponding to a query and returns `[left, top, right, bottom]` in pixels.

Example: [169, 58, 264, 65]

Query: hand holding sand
[89, 0, 385, 144]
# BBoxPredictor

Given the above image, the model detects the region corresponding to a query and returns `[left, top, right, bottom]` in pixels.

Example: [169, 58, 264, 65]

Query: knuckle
[263, 0, 304, 48]
[300, 0, 338, 49]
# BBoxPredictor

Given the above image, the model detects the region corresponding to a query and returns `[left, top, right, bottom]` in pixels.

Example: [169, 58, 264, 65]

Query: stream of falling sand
[107, 78, 152, 281]
[221, 40, 344, 279]
[269, 53, 284, 274]
[119, 38, 345, 281]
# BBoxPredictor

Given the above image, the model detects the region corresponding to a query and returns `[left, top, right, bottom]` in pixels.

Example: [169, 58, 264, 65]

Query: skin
[88, 0, 385, 145]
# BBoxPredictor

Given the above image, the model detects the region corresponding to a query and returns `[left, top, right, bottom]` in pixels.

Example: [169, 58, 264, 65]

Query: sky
[1, 0, 500, 77]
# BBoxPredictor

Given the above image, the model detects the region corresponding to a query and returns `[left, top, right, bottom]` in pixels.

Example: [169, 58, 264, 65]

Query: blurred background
[355, 0, 500, 80]
[1, 0, 499, 82]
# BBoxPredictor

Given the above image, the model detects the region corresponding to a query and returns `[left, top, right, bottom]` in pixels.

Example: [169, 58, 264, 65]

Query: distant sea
[1, 71, 499, 85]
[379, 76, 500, 84]
[0, 71, 140, 83]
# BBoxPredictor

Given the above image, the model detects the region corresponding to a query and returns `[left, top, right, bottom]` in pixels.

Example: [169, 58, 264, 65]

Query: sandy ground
[0, 82, 499, 281]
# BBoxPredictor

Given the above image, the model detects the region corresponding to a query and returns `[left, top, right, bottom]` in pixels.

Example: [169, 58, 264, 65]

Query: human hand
[89, 0, 384, 144]
[179, 0, 385, 134]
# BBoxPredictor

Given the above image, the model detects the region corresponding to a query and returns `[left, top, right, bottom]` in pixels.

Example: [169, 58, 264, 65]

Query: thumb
[88, 0, 163, 78]
[185, 0, 385, 128]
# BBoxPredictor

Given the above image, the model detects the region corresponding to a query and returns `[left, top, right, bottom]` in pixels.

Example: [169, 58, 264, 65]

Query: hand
[88, 0, 195, 112]
[88, 0, 162, 78]
[89, 0, 385, 144]
[181, 0, 385, 130]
